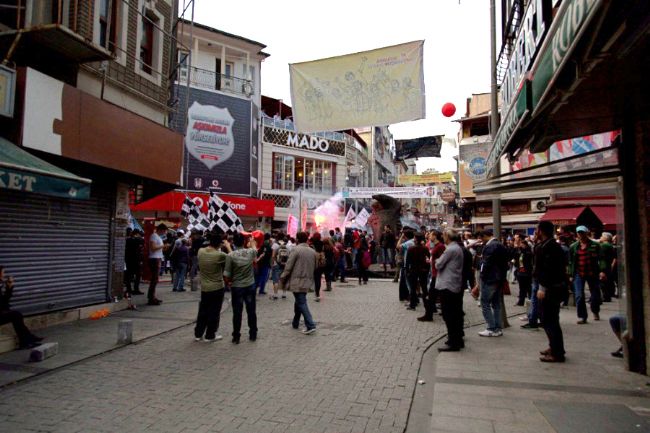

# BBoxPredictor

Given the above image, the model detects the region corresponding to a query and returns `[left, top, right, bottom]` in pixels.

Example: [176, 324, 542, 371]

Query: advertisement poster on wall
[458, 142, 489, 199]
[173, 86, 252, 196]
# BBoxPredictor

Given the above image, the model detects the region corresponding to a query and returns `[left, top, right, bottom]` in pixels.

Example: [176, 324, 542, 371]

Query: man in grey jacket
[281, 231, 317, 335]
[435, 229, 466, 352]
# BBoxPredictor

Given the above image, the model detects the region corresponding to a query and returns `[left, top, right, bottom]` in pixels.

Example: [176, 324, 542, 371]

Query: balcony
[0, 0, 112, 65]
[179, 66, 255, 98]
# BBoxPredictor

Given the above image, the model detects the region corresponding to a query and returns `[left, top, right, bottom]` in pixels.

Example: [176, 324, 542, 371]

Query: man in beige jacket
[281, 231, 317, 334]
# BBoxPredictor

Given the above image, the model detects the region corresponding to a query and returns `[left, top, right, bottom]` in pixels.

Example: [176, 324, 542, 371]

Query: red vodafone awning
[590, 206, 617, 226]
[540, 207, 586, 225]
[131, 191, 275, 218]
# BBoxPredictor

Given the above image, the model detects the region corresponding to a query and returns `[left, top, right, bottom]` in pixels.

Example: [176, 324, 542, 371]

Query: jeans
[399, 267, 410, 301]
[440, 289, 464, 347]
[381, 248, 394, 267]
[194, 289, 225, 339]
[173, 263, 188, 291]
[573, 273, 601, 320]
[231, 285, 257, 339]
[480, 281, 502, 332]
[528, 279, 540, 325]
[336, 257, 346, 281]
[148, 258, 161, 301]
[540, 288, 565, 358]
[255, 265, 271, 294]
[292, 292, 315, 330]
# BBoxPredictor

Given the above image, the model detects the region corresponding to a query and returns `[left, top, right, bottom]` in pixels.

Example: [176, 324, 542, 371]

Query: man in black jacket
[478, 230, 508, 337]
[535, 221, 567, 362]
[0, 266, 43, 349]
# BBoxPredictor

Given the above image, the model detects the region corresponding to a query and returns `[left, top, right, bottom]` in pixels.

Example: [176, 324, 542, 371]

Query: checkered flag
[180, 196, 210, 232]
[208, 193, 244, 234]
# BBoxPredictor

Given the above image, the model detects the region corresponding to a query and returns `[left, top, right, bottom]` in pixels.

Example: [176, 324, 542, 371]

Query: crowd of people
[114, 220, 623, 361]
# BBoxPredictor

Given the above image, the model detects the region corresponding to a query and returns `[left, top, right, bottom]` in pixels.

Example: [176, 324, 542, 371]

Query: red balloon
[441, 102, 456, 117]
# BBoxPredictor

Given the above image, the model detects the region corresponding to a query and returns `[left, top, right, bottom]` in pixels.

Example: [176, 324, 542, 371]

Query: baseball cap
[576, 225, 589, 233]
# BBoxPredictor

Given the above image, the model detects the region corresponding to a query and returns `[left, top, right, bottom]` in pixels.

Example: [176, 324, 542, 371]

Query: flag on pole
[355, 208, 370, 227]
[207, 192, 244, 234]
[180, 195, 210, 232]
[342, 207, 356, 227]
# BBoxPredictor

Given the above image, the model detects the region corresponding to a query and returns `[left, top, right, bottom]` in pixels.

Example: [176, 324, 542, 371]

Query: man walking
[535, 221, 567, 362]
[147, 223, 167, 306]
[397, 230, 415, 302]
[380, 225, 397, 276]
[477, 229, 508, 337]
[195, 233, 231, 342]
[281, 231, 317, 335]
[436, 230, 465, 351]
[569, 226, 605, 323]
[125, 228, 144, 295]
[514, 233, 533, 308]
[224, 233, 258, 344]
[405, 233, 429, 311]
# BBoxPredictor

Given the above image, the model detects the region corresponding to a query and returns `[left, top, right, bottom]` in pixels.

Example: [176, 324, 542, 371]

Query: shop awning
[131, 191, 275, 218]
[471, 213, 543, 225]
[0, 137, 91, 199]
[590, 206, 617, 226]
[540, 207, 586, 225]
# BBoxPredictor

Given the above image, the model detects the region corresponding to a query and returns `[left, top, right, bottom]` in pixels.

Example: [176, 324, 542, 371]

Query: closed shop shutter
[0, 185, 114, 315]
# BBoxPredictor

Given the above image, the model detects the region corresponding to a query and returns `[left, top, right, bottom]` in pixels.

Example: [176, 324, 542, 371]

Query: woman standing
[357, 234, 370, 285]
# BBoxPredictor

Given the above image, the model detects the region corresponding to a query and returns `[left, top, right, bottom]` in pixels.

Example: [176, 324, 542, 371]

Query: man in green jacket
[568, 226, 606, 324]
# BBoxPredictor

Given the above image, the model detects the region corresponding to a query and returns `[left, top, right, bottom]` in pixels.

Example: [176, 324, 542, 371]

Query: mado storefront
[259, 117, 347, 229]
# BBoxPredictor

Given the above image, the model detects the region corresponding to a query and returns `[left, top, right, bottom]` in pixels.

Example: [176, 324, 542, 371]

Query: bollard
[30, 342, 59, 362]
[117, 319, 133, 345]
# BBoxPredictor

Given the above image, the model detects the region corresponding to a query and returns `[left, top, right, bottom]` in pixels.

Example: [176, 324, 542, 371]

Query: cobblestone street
[0, 279, 482, 433]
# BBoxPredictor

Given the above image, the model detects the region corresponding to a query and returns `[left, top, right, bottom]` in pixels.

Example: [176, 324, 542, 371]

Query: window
[273, 154, 333, 193]
[178, 50, 189, 81]
[139, 14, 156, 74]
[99, 0, 118, 52]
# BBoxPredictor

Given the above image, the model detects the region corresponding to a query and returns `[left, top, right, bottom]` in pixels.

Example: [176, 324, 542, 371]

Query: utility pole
[490, 0, 501, 236]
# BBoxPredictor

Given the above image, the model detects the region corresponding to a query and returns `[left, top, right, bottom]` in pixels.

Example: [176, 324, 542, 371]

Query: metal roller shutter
[0, 185, 114, 315]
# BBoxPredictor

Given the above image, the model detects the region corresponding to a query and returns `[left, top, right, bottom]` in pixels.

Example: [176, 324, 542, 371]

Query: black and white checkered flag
[208, 193, 244, 234]
[180, 196, 210, 232]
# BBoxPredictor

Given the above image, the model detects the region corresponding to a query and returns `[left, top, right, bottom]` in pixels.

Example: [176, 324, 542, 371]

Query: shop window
[273, 153, 334, 193]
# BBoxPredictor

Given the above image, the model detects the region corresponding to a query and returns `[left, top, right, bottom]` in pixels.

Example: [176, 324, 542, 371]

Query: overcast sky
[192, 0, 493, 173]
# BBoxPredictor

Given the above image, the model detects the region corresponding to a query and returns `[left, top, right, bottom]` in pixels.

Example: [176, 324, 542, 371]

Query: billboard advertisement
[172, 86, 252, 196]
[458, 142, 489, 198]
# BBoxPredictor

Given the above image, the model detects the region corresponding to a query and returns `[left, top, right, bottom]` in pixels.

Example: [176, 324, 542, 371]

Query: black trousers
[195, 289, 225, 339]
[426, 276, 438, 317]
[398, 268, 409, 301]
[541, 291, 565, 358]
[0, 310, 33, 345]
[516, 274, 532, 305]
[440, 289, 464, 348]
[148, 258, 161, 301]
[124, 261, 141, 293]
[407, 271, 428, 308]
[231, 285, 257, 339]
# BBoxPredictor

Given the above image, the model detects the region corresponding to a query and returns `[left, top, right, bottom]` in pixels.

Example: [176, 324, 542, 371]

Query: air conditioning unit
[531, 199, 548, 213]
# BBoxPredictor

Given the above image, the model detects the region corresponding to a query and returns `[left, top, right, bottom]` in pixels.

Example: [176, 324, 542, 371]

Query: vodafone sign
[132, 191, 275, 218]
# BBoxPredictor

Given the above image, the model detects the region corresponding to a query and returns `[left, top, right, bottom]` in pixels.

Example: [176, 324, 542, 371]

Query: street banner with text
[341, 186, 434, 199]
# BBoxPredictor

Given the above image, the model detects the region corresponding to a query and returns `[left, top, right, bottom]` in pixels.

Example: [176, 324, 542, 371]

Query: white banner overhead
[341, 186, 435, 199]
[289, 41, 425, 133]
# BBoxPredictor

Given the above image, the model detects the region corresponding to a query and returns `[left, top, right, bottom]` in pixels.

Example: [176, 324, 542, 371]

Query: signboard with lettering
[262, 126, 345, 156]
[397, 172, 454, 185]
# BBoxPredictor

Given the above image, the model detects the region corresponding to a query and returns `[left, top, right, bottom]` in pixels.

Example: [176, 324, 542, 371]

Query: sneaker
[577, 319, 588, 324]
[519, 316, 530, 322]
[521, 323, 539, 329]
[417, 316, 433, 322]
[203, 335, 223, 343]
[478, 329, 502, 337]
[303, 328, 316, 335]
[314, 297, 320, 302]
[147, 299, 162, 306]
[611, 348, 624, 358]
[593, 313, 600, 321]
[281, 295, 287, 299]
[271, 295, 279, 300]
[194, 337, 202, 342]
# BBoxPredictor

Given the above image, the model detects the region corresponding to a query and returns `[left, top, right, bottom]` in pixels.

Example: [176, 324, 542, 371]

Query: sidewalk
[429, 299, 650, 433]
[0, 282, 210, 387]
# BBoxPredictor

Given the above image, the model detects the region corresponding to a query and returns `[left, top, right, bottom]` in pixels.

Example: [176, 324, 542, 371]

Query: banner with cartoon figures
[458, 142, 489, 199]
[290, 41, 425, 133]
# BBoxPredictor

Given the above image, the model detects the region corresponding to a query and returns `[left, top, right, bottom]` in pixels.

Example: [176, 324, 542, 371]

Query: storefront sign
[397, 172, 454, 185]
[130, 191, 274, 218]
[530, 0, 602, 109]
[341, 186, 434, 199]
[501, 0, 551, 117]
[173, 86, 252, 196]
[262, 126, 345, 156]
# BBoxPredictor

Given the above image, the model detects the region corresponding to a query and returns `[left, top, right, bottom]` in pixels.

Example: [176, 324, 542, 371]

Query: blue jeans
[173, 263, 187, 291]
[231, 285, 257, 339]
[528, 279, 540, 325]
[382, 248, 394, 266]
[337, 257, 346, 281]
[573, 273, 601, 320]
[480, 281, 502, 332]
[255, 265, 271, 294]
[292, 292, 315, 330]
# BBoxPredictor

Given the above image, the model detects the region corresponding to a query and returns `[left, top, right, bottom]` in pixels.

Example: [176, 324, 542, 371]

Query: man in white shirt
[148, 223, 167, 306]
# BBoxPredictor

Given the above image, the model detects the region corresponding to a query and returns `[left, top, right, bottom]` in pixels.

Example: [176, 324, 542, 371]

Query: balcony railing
[0, 0, 111, 63]
[179, 66, 254, 98]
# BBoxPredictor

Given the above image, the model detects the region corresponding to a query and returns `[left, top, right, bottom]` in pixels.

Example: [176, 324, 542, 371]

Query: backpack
[276, 245, 289, 267]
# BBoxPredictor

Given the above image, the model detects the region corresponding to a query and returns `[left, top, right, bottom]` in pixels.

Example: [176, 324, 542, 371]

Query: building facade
[0, 0, 183, 315]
